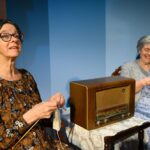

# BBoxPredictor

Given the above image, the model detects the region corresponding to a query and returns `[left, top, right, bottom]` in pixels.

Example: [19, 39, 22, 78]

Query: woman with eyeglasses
[121, 35, 150, 149]
[0, 19, 70, 149]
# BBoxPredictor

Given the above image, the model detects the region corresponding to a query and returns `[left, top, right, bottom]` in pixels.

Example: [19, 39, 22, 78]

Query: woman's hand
[136, 77, 150, 92]
[23, 92, 65, 125]
[48, 92, 65, 108]
[141, 77, 150, 86]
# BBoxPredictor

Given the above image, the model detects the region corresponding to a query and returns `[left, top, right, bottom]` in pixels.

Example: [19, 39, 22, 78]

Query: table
[65, 117, 150, 150]
[104, 121, 150, 150]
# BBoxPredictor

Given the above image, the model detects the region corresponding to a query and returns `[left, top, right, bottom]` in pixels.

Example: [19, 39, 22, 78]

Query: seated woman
[120, 35, 150, 149]
[0, 19, 71, 149]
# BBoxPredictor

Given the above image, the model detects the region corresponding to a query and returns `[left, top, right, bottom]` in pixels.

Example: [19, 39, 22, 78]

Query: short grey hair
[137, 35, 150, 53]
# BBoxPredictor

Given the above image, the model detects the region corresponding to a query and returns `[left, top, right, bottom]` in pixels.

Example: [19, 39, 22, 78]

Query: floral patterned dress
[0, 69, 53, 150]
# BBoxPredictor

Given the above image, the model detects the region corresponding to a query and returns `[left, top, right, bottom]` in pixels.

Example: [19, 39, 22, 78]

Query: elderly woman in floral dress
[0, 19, 69, 150]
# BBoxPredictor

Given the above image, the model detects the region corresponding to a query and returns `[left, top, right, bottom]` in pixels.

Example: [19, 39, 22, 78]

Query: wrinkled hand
[48, 92, 65, 108]
[140, 77, 150, 86]
[23, 92, 65, 125]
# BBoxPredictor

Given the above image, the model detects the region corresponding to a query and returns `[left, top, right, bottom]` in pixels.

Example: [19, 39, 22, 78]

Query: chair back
[111, 66, 121, 76]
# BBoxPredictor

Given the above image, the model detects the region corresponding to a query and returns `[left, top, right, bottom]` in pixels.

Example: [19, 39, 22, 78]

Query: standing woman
[0, 19, 66, 149]
[121, 35, 150, 149]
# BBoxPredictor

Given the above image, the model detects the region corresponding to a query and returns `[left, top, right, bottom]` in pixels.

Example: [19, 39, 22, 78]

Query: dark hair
[0, 19, 23, 43]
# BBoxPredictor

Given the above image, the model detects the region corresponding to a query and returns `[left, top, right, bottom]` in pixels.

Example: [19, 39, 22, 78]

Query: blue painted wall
[106, 0, 150, 75]
[7, 0, 105, 106]
[7, 0, 51, 100]
[7, 0, 150, 107]
[48, 0, 105, 105]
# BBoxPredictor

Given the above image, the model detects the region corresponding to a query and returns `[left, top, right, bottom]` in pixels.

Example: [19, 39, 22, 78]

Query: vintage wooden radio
[70, 76, 135, 130]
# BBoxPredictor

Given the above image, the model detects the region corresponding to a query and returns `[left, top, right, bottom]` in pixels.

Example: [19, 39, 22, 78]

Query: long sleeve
[0, 112, 30, 149]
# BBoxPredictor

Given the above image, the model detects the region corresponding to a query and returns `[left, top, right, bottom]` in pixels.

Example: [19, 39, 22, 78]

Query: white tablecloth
[65, 117, 149, 150]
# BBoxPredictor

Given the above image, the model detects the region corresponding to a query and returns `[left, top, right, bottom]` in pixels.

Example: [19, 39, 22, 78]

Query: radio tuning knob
[122, 114, 125, 118]
[97, 121, 100, 125]
[122, 88, 126, 93]
[104, 119, 108, 123]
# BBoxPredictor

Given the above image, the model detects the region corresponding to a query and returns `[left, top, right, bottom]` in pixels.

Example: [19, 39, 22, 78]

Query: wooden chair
[111, 66, 121, 76]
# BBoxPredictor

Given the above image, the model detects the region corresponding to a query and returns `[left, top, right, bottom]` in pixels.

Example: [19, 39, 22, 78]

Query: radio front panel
[70, 76, 135, 130]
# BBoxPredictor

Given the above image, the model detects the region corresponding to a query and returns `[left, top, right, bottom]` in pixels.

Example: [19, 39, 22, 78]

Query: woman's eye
[14, 34, 19, 39]
[1, 34, 10, 39]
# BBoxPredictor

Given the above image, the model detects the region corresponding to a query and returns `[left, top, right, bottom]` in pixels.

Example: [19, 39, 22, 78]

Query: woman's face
[139, 43, 150, 65]
[0, 23, 22, 59]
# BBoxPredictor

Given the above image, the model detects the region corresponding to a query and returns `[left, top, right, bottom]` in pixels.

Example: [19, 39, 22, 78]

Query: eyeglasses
[0, 33, 23, 42]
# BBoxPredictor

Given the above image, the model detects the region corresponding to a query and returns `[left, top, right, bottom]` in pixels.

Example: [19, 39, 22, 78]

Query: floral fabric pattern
[0, 69, 52, 150]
